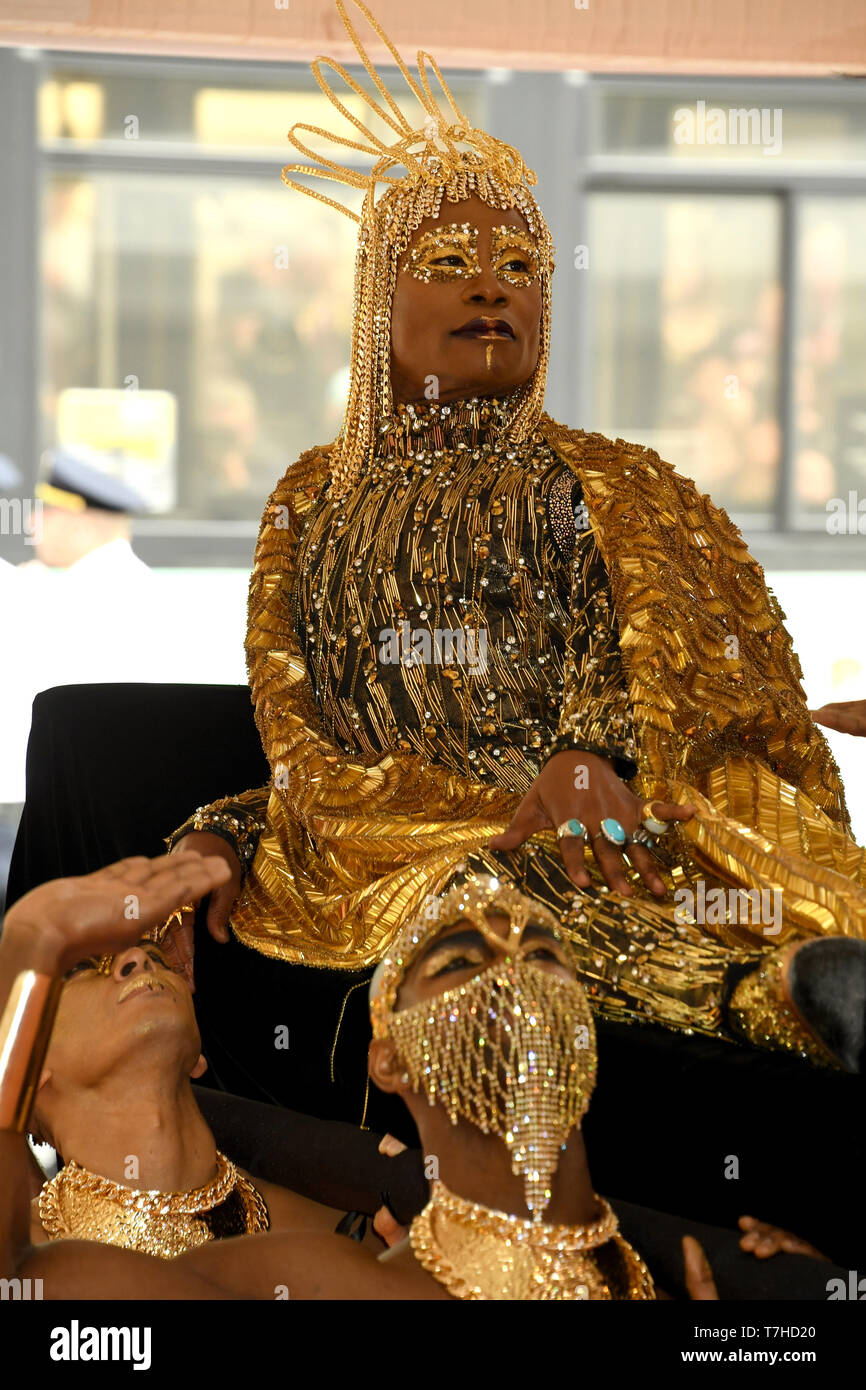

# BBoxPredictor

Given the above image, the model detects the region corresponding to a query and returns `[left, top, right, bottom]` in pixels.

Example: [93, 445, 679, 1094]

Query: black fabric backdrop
[7, 684, 864, 1267]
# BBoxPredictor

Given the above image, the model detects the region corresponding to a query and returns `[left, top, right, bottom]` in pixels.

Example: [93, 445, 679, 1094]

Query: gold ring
[152, 902, 195, 943]
[641, 801, 671, 835]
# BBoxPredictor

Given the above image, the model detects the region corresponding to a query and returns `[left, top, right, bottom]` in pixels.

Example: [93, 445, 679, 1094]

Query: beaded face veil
[370, 874, 598, 1222]
[282, 0, 555, 497]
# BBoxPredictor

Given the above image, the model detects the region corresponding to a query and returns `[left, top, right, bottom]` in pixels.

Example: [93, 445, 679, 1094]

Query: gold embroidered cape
[231, 417, 866, 969]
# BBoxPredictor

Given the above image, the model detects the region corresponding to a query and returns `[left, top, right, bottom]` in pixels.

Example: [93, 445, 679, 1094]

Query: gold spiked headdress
[282, 0, 555, 496]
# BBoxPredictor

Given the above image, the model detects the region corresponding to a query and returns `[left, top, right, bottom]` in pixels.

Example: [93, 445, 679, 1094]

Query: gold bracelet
[0, 971, 63, 1133]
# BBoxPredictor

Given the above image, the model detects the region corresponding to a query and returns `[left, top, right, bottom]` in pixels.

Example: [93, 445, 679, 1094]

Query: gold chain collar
[38, 1151, 269, 1259]
[373, 392, 521, 460]
[409, 1180, 655, 1301]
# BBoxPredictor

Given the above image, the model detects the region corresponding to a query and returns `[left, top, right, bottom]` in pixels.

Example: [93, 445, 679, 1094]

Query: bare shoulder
[244, 1171, 346, 1237]
[183, 1226, 450, 1300]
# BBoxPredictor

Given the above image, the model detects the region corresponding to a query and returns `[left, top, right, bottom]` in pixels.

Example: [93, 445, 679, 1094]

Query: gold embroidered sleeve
[550, 525, 639, 782]
[540, 416, 851, 831]
[245, 445, 505, 830]
[166, 786, 270, 874]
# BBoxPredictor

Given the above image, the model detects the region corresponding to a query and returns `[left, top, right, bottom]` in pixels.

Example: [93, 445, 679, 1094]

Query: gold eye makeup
[64, 956, 102, 981]
[490, 225, 539, 286]
[416, 929, 491, 981]
[401, 222, 480, 282]
[64, 941, 172, 982]
[519, 940, 574, 976]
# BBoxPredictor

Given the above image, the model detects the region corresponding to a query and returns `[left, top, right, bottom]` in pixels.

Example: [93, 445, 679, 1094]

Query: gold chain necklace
[409, 1180, 655, 1300]
[38, 1152, 269, 1260]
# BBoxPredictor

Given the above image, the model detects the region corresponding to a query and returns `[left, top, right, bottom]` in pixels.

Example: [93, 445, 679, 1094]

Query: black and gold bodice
[293, 393, 637, 796]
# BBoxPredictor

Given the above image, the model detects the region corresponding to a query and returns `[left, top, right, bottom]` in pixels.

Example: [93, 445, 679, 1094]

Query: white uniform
[3, 539, 162, 802]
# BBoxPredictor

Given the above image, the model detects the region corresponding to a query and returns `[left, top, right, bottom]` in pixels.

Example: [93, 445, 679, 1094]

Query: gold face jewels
[371, 876, 596, 1221]
[371, 874, 568, 1032]
[491, 225, 539, 286]
[400, 222, 480, 282]
[153, 902, 196, 945]
[278, 0, 556, 499]
[400, 221, 540, 288]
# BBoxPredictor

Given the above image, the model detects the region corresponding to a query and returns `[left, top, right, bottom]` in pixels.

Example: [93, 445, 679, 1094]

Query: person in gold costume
[6, 853, 835, 1300]
[165, 2, 866, 1175]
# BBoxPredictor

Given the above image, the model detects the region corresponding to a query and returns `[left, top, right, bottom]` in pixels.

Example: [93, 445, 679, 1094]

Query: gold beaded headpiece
[370, 872, 568, 1036]
[369, 867, 578, 1034]
[282, 0, 555, 497]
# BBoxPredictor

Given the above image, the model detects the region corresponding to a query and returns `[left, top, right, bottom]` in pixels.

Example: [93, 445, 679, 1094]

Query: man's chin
[117, 996, 199, 1045]
[434, 362, 531, 396]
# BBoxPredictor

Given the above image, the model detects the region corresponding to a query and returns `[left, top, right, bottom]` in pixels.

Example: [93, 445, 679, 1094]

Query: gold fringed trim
[672, 770, 866, 944]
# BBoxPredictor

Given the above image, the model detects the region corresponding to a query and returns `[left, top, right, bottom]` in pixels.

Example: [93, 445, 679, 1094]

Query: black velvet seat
[7, 683, 864, 1266]
[7, 684, 270, 894]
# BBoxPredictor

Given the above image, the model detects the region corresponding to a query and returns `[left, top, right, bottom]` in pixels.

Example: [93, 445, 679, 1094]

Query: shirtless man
[24, 932, 380, 1259]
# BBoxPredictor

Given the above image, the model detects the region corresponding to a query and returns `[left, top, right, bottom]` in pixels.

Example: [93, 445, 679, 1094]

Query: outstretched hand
[490, 750, 694, 898]
[163, 832, 243, 991]
[738, 1215, 827, 1261]
[810, 700, 866, 738]
[2, 853, 232, 976]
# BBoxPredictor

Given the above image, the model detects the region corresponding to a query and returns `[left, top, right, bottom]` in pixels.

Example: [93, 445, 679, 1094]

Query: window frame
[0, 54, 862, 569]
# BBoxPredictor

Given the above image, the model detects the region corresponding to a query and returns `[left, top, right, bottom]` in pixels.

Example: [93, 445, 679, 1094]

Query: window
[575, 78, 866, 548]
[2, 56, 863, 565]
[42, 169, 361, 521]
[34, 57, 488, 560]
[795, 198, 866, 527]
[588, 191, 781, 519]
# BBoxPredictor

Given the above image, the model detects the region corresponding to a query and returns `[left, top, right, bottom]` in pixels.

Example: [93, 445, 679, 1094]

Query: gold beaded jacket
[201, 395, 866, 971]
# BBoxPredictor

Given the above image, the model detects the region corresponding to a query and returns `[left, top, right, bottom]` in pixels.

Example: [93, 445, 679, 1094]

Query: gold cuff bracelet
[0, 971, 63, 1133]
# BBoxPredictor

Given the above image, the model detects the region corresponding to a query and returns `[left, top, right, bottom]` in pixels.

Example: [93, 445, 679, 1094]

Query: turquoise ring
[557, 818, 586, 841]
[598, 817, 627, 846]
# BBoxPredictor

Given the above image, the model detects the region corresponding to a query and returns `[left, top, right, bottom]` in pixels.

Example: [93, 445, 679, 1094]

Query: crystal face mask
[388, 956, 597, 1221]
